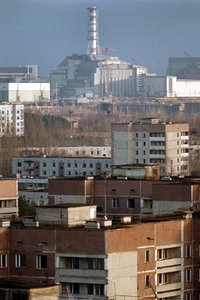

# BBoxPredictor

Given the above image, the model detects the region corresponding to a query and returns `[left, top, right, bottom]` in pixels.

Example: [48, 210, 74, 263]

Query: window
[89, 163, 93, 168]
[74, 163, 78, 168]
[17, 162, 21, 167]
[0, 254, 7, 268]
[186, 245, 192, 258]
[158, 249, 167, 260]
[52, 162, 56, 167]
[36, 255, 47, 269]
[112, 198, 119, 208]
[186, 268, 192, 282]
[69, 283, 79, 294]
[68, 258, 79, 269]
[88, 284, 104, 296]
[186, 292, 192, 300]
[158, 273, 168, 285]
[145, 275, 150, 287]
[43, 162, 46, 167]
[145, 250, 150, 262]
[88, 258, 104, 270]
[127, 198, 135, 208]
[67, 163, 71, 167]
[83, 163, 86, 168]
[15, 254, 26, 268]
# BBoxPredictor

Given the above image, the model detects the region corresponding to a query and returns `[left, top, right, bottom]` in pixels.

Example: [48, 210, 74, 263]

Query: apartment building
[48, 177, 200, 217]
[0, 102, 24, 137]
[0, 208, 199, 299]
[112, 118, 189, 177]
[12, 156, 111, 178]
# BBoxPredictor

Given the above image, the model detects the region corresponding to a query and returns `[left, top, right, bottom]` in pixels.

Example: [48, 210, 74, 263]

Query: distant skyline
[1, 0, 200, 77]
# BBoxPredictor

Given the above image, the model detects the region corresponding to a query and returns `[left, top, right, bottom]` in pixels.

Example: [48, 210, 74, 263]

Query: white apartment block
[13, 156, 111, 178]
[0, 103, 24, 137]
[112, 118, 189, 177]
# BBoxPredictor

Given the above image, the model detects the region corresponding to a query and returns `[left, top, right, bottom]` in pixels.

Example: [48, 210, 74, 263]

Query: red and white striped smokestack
[87, 7, 101, 55]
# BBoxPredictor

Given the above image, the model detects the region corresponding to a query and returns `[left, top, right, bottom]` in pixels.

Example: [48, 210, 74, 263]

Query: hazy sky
[0, 0, 200, 77]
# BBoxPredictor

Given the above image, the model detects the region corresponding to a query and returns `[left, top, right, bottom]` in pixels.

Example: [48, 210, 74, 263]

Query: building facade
[112, 118, 190, 177]
[47, 177, 200, 217]
[143, 75, 200, 98]
[12, 156, 111, 178]
[0, 210, 199, 299]
[50, 53, 151, 99]
[0, 179, 18, 219]
[8, 82, 50, 103]
[0, 103, 24, 137]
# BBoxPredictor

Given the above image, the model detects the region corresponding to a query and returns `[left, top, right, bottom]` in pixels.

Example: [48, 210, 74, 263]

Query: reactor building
[50, 7, 150, 100]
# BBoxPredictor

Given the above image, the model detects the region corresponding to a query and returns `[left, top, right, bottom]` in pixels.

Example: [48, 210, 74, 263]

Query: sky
[0, 0, 200, 77]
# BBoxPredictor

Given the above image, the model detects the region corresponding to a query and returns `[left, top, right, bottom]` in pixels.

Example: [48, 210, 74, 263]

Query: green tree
[18, 196, 36, 217]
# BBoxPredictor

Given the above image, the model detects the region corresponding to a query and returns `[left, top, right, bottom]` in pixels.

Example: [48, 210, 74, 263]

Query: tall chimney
[87, 7, 101, 55]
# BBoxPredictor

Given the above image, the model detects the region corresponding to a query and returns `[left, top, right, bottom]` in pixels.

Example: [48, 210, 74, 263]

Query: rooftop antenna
[87, 7, 102, 55]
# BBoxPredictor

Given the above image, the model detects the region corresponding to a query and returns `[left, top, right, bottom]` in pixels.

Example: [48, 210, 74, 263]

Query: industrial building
[0, 64, 50, 103]
[143, 75, 200, 98]
[50, 7, 150, 99]
[111, 118, 189, 177]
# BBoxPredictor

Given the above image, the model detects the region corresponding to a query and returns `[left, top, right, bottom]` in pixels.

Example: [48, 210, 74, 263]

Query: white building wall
[8, 83, 50, 102]
[173, 79, 200, 97]
[107, 251, 138, 299]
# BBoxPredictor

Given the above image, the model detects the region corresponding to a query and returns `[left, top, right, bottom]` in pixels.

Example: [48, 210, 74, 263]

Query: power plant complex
[1, 7, 200, 102]
[50, 7, 151, 100]
[50, 7, 200, 101]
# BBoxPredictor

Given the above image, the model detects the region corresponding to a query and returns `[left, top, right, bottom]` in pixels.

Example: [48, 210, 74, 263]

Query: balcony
[181, 135, 189, 140]
[150, 137, 165, 142]
[156, 258, 182, 269]
[56, 268, 107, 283]
[156, 282, 182, 297]
[149, 154, 165, 159]
[150, 146, 165, 151]
[60, 294, 106, 300]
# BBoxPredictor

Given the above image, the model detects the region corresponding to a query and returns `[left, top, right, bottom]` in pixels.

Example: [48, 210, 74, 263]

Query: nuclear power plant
[50, 7, 150, 100]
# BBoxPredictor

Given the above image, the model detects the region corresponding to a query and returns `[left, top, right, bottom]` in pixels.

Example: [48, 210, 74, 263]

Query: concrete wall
[144, 76, 166, 97]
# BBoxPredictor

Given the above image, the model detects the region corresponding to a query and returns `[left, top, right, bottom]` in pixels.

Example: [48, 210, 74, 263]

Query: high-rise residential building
[111, 118, 189, 177]
[0, 103, 24, 137]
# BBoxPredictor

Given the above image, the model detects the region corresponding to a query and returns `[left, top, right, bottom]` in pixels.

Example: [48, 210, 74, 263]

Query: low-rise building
[48, 177, 200, 217]
[13, 156, 111, 178]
